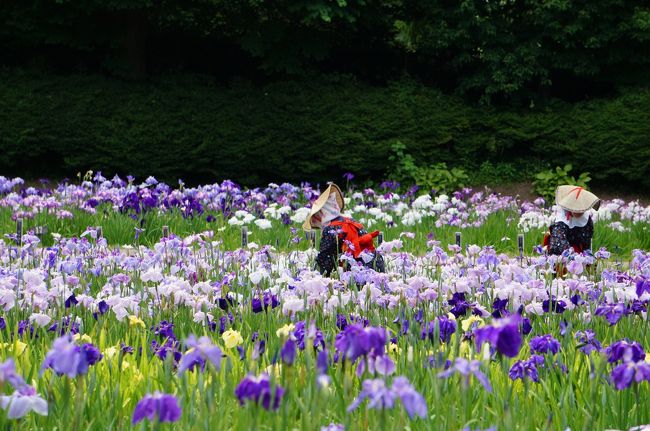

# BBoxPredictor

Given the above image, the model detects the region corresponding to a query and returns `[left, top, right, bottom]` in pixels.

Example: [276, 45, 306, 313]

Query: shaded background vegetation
[1, 0, 649, 188]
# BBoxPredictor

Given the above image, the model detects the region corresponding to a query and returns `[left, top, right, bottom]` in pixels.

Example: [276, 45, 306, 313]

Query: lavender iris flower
[610, 361, 650, 390]
[0, 385, 48, 419]
[529, 334, 561, 355]
[234, 374, 285, 411]
[347, 377, 427, 419]
[178, 335, 222, 374]
[438, 358, 492, 392]
[594, 303, 628, 326]
[574, 330, 602, 354]
[132, 392, 182, 424]
[41, 336, 102, 378]
[0, 359, 27, 389]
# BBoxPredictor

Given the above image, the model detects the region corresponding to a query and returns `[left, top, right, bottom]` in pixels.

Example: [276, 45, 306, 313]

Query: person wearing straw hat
[543, 185, 600, 255]
[303, 183, 385, 276]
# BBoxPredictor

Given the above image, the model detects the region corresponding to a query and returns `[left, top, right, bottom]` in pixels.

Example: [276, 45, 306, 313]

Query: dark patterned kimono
[315, 216, 386, 276]
[548, 217, 594, 255]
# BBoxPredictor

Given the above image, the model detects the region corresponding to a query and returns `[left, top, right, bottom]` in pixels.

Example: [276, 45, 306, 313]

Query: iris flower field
[0, 174, 649, 430]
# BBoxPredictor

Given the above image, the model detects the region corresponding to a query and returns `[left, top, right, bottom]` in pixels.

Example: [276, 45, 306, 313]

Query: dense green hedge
[1, 70, 649, 187]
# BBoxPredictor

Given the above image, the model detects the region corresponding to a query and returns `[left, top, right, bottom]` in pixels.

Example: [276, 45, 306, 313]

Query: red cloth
[329, 218, 380, 258]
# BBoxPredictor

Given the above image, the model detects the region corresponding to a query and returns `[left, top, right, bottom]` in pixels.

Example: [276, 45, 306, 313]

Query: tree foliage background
[1, 0, 649, 186]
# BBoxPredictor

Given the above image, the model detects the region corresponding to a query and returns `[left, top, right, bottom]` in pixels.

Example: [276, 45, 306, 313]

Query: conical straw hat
[555, 185, 600, 212]
[302, 183, 345, 231]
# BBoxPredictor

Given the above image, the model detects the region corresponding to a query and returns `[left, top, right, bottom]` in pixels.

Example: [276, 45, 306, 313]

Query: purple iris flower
[17, 320, 34, 338]
[0, 359, 27, 389]
[542, 297, 566, 314]
[41, 336, 102, 378]
[151, 339, 182, 364]
[347, 378, 396, 411]
[152, 320, 176, 340]
[421, 316, 457, 344]
[574, 330, 602, 354]
[347, 376, 426, 419]
[81, 344, 103, 366]
[473, 316, 522, 358]
[610, 361, 650, 390]
[234, 374, 285, 411]
[606, 340, 646, 364]
[636, 277, 650, 298]
[342, 172, 355, 181]
[390, 377, 428, 419]
[293, 321, 325, 351]
[121, 343, 134, 355]
[132, 392, 182, 424]
[178, 335, 222, 374]
[509, 355, 545, 383]
[97, 300, 109, 315]
[316, 350, 329, 375]
[437, 358, 492, 392]
[448, 293, 470, 318]
[529, 334, 561, 355]
[64, 294, 78, 308]
[520, 318, 532, 335]
[334, 324, 386, 362]
[491, 298, 509, 318]
[47, 316, 79, 336]
[280, 339, 297, 366]
[594, 303, 628, 326]
[251, 292, 280, 313]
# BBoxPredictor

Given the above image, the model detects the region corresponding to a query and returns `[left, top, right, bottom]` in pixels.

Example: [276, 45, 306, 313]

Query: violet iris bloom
[132, 392, 182, 424]
[529, 334, 561, 355]
[234, 374, 285, 411]
[334, 324, 386, 362]
[0, 359, 26, 389]
[41, 336, 102, 378]
[178, 335, 222, 374]
[473, 316, 522, 358]
[574, 330, 602, 355]
[280, 339, 297, 365]
[438, 358, 493, 392]
[348, 376, 428, 419]
[594, 303, 628, 326]
[610, 361, 650, 390]
[606, 340, 646, 364]
[0, 385, 48, 419]
[509, 355, 545, 383]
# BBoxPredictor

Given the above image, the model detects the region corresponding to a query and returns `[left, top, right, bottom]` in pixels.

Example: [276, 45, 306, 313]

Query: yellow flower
[103, 346, 118, 360]
[459, 341, 471, 357]
[128, 315, 145, 328]
[276, 323, 295, 338]
[222, 329, 243, 349]
[1, 340, 28, 355]
[266, 363, 282, 379]
[646, 353, 650, 363]
[388, 343, 402, 354]
[461, 315, 484, 332]
[73, 333, 93, 344]
[447, 312, 457, 321]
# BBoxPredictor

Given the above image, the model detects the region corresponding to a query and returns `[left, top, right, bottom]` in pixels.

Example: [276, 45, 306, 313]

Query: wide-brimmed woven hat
[555, 185, 600, 213]
[302, 183, 345, 231]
